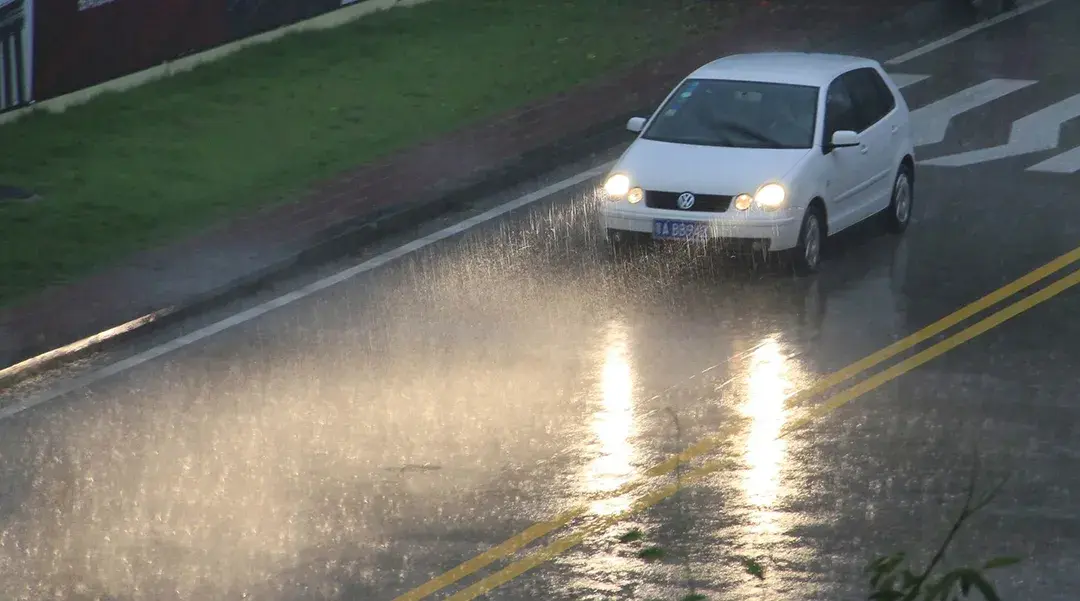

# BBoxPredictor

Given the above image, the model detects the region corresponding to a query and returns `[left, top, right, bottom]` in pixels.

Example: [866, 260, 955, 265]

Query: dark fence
[23, 0, 357, 106]
[0, 0, 31, 112]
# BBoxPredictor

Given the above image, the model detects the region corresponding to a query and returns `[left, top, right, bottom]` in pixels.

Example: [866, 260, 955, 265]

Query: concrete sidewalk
[0, 0, 954, 384]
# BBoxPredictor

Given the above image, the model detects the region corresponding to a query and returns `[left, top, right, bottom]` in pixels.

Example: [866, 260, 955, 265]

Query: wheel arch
[901, 154, 915, 184]
[808, 196, 828, 236]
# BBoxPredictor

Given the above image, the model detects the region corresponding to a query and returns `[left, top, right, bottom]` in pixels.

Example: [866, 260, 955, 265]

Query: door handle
[860, 145, 869, 154]
[891, 125, 899, 135]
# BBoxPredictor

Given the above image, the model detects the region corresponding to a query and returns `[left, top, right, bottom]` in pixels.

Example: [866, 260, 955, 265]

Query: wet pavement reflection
[583, 319, 640, 516]
[739, 338, 794, 543]
[3, 2, 1080, 600]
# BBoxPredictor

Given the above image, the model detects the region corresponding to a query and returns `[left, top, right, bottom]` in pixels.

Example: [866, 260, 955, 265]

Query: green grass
[0, 0, 733, 306]
[618, 528, 645, 543]
[637, 546, 666, 561]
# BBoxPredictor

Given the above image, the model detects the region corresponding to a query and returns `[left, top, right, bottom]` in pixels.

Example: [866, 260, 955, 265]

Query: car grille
[645, 190, 733, 212]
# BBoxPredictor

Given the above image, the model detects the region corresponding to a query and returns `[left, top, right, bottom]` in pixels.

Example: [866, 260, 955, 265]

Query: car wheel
[606, 229, 651, 257]
[792, 206, 824, 276]
[883, 165, 914, 234]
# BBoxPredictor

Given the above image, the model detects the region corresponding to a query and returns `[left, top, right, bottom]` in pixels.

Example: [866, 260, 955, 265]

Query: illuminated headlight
[733, 193, 753, 211]
[754, 183, 786, 209]
[604, 174, 631, 198]
[627, 187, 644, 204]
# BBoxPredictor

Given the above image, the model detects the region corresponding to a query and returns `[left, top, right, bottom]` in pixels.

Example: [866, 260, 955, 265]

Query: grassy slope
[0, 0, 727, 306]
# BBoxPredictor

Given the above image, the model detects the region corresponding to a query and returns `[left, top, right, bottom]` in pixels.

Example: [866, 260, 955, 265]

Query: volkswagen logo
[676, 192, 696, 210]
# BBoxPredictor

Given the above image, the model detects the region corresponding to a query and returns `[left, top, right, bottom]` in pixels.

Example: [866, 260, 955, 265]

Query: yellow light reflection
[740, 337, 793, 537]
[583, 320, 639, 515]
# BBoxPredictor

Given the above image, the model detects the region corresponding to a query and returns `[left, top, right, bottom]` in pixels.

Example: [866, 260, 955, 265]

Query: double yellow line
[394, 246, 1080, 601]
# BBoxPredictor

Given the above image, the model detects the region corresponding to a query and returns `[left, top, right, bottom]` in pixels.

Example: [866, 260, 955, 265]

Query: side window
[824, 77, 859, 135]
[843, 68, 891, 131]
[867, 68, 897, 115]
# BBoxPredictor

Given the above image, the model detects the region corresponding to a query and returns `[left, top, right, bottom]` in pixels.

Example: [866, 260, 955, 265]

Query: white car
[599, 52, 916, 273]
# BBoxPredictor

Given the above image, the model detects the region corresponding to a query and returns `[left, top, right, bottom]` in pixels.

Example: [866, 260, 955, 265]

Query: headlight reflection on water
[583, 319, 640, 517]
[740, 337, 794, 534]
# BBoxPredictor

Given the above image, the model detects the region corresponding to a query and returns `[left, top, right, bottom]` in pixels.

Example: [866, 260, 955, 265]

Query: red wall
[32, 0, 228, 100]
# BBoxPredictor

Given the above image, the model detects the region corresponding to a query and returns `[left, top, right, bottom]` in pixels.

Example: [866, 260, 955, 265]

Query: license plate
[653, 219, 708, 240]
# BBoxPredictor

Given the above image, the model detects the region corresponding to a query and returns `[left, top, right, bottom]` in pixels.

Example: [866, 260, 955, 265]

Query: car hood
[613, 139, 811, 194]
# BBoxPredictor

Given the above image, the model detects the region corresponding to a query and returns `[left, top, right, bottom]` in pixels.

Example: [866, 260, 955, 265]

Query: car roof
[687, 52, 879, 87]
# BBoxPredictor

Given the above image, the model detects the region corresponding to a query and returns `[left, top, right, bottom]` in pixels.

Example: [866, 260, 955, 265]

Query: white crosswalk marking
[1028, 145, 1080, 174]
[889, 72, 1080, 174]
[909, 79, 1037, 147]
[890, 73, 930, 89]
[923, 92, 1080, 167]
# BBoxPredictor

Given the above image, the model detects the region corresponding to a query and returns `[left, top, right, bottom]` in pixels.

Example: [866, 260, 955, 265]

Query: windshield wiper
[643, 134, 735, 147]
[711, 120, 786, 148]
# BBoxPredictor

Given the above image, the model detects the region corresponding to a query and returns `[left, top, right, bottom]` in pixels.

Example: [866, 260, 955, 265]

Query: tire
[883, 165, 914, 234]
[791, 206, 825, 276]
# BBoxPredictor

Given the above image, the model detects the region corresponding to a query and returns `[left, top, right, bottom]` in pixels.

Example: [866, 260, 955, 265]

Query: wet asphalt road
[3, 2, 1080, 600]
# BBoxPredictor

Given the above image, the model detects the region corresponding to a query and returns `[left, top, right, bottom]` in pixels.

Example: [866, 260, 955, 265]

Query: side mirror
[829, 130, 860, 149]
[626, 117, 647, 133]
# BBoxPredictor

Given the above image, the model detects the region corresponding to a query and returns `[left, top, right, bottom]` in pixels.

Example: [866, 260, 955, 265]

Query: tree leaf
[740, 556, 766, 580]
[617, 528, 644, 544]
[959, 572, 972, 596]
[923, 572, 960, 601]
[982, 556, 1021, 570]
[637, 546, 665, 561]
[881, 553, 906, 575]
[879, 573, 898, 593]
[901, 568, 919, 589]
[867, 552, 904, 574]
[955, 569, 1002, 601]
[867, 555, 890, 574]
[869, 553, 905, 587]
[869, 591, 904, 601]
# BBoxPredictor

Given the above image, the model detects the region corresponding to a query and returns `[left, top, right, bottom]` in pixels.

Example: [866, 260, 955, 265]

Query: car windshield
[642, 78, 819, 149]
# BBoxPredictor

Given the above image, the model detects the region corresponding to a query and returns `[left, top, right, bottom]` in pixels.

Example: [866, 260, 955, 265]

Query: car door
[870, 65, 909, 191]
[841, 68, 895, 219]
[821, 74, 869, 232]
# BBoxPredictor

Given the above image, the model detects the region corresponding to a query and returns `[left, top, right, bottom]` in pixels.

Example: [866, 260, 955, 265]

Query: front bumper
[599, 203, 803, 251]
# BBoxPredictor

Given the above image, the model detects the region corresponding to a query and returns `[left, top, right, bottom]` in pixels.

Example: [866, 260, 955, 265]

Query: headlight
[733, 193, 753, 211]
[754, 183, 786, 209]
[604, 174, 631, 197]
[627, 187, 644, 204]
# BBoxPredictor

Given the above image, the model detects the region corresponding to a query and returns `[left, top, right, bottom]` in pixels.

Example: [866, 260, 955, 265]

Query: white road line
[5, 0, 1060, 417]
[923, 91, 1080, 166]
[889, 73, 931, 89]
[1028, 144, 1080, 173]
[885, 0, 1059, 66]
[0, 166, 610, 418]
[910, 79, 1037, 147]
